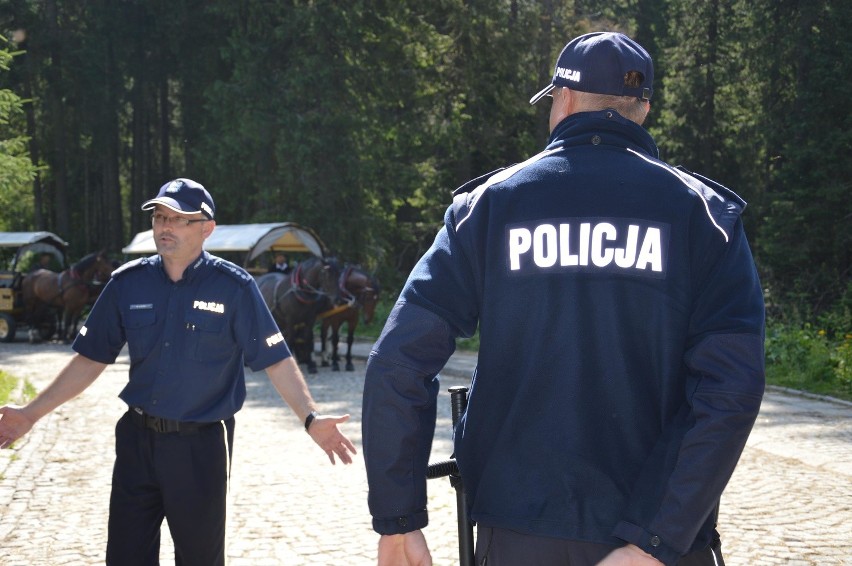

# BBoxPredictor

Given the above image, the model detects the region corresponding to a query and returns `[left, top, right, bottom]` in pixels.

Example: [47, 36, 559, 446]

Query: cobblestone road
[1, 339, 850, 565]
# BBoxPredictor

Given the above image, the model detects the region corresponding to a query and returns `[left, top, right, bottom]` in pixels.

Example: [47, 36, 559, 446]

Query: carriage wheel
[0, 313, 16, 343]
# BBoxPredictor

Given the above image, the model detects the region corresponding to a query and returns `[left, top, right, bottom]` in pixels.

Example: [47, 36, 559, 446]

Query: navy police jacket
[73, 251, 291, 422]
[362, 110, 765, 565]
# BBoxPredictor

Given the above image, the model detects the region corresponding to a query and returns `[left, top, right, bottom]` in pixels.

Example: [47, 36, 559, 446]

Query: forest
[0, 0, 849, 342]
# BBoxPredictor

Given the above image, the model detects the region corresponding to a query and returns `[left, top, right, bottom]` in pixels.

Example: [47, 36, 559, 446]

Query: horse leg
[62, 307, 79, 343]
[26, 307, 44, 343]
[345, 319, 357, 371]
[293, 323, 317, 374]
[320, 319, 331, 367]
[306, 325, 318, 374]
[330, 322, 341, 372]
[61, 309, 70, 342]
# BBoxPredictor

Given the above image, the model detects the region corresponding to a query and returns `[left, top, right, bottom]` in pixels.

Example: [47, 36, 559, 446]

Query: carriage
[0, 231, 69, 342]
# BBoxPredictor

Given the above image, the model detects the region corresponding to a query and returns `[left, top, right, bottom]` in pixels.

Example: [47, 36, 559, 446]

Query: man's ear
[203, 220, 216, 238]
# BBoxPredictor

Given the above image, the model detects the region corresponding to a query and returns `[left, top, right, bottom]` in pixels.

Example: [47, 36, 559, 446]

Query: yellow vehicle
[0, 231, 68, 342]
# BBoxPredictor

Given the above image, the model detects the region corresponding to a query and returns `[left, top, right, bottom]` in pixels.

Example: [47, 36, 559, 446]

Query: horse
[256, 256, 341, 374]
[318, 265, 380, 371]
[22, 251, 114, 342]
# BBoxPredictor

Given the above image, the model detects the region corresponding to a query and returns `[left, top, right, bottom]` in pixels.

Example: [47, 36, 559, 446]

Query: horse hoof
[332, 363, 340, 372]
[308, 365, 318, 375]
[346, 363, 355, 371]
[321, 360, 330, 367]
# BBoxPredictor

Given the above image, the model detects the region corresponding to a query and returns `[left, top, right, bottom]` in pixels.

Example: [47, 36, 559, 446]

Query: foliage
[0, 43, 37, 231]
[754, 0, 852, 319]
[0, 369, 35, 405]
[0, 0, 848, 356]
[765, 313, 852, 401]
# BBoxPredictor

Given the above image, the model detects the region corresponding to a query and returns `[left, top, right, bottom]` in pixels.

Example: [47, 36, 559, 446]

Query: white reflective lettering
[507, 219, 666, 277]
[533, 224, 558, 268]
[193, 300, 225, 314]
[614, 225, 640, 268]
[508, 228, 531, 270]
[591, 223, 617, 267]
[266, 332, 285, 347]
[635, 227, 663, 271]
[559, 224, 578, 266]
[578, 223, 590, 266]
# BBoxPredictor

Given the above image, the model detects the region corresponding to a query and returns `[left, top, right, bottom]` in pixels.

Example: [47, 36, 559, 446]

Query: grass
[0, 369, 36, 457]
[0, 369, 35, 406]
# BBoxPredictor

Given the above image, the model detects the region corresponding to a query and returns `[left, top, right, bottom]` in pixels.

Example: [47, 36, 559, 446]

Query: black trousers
[475, 526, 725, 566]
[105, 411, 235, 566]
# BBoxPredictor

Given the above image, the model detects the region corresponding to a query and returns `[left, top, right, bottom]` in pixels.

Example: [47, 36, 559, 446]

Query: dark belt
[129, 407, 215, 434]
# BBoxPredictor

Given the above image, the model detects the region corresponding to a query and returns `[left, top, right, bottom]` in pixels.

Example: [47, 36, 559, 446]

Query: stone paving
[0, 339, 850, 565]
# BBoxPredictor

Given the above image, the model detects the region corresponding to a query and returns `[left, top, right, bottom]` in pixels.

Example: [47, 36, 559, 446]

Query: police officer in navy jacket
[0, 178, 356, 565]
[362, 32, 764, 566]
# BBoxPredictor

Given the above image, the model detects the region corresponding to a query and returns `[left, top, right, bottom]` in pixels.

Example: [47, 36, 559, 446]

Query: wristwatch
[304, 411, 318, 432]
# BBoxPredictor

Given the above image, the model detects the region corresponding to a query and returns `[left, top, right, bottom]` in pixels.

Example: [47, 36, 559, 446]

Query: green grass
[0, 369, 35, 406]
[0, 369, 35, 456]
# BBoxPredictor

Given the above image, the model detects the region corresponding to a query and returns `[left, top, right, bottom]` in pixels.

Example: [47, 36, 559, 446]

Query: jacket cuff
[612, 521, 682, 566]
[372, 509, 429, 535]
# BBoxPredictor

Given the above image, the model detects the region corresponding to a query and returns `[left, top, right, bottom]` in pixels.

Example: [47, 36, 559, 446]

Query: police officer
[362, 32, 764, 566]
[0, 178, 356, 566]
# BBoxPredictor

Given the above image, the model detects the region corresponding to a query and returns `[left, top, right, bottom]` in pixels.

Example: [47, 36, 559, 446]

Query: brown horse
[22, 251, 114, 342]
[256, 257, 341, 374]
[318, 265, 380, 371]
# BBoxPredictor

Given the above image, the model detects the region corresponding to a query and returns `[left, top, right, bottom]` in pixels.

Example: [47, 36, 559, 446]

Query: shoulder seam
[625, 149, 737, 242]
[456, 146, 564, 231]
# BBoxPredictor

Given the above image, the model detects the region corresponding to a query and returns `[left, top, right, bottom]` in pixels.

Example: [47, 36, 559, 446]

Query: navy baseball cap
[141, 178, 215, 219]
[530, 32, 654, 104]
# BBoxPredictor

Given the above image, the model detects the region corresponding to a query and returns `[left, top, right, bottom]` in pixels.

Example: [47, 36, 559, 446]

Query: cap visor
[529, 84, 555, 105]
[141, 197, 200, 215]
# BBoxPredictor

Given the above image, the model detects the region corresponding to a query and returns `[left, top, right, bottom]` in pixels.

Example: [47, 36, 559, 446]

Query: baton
[427, 386, 474, 566]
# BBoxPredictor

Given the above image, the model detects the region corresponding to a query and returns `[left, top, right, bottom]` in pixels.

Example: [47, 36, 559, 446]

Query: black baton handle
[427, 386, 474, 566]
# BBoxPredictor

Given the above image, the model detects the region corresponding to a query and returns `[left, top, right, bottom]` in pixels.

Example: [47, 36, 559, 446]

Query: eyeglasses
[151, 213, 209, 227]
[546, 87, 563, 99]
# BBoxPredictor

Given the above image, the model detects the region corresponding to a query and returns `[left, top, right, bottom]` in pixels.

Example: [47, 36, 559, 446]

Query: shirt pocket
[122, 308, 157, 361]
[184, 310, 231, 362]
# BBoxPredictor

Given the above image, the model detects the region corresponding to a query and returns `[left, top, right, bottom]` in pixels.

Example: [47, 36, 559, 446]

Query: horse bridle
[285, 261, 335, 305]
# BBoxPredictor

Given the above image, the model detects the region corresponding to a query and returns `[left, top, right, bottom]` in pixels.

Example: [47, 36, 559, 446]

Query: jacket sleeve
[362, 300, 457, 534]
[612, 217, 766, 565]
[362, 212, 479, 535]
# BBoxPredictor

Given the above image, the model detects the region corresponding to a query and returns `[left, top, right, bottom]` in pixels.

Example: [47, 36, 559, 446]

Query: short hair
[572, 90, 649, 125]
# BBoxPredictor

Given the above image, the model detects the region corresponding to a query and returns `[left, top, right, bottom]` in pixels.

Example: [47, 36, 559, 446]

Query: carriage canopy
[122, 222, 328, 266]
[0, 231, 69, 272]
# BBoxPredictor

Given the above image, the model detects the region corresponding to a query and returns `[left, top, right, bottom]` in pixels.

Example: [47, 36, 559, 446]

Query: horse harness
[42, 266, 91, 306]
[272, 261, 333, 307]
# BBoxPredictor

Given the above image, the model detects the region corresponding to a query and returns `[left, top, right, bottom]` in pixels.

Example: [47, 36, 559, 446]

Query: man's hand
[378, 531, 432, 566]
[307, 414, 357, 465]
[0, 406, 35, 449]
[596, 544, 664, 565]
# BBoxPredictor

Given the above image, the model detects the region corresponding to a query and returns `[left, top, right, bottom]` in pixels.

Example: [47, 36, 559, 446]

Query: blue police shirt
[73, 251, 291, 422]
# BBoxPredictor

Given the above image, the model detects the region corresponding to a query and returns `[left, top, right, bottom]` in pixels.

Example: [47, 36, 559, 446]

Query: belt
[129, 407, 214, 434]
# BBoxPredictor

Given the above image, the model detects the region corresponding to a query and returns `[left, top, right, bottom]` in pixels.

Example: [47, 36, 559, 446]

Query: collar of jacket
[546, 109, 659, 159]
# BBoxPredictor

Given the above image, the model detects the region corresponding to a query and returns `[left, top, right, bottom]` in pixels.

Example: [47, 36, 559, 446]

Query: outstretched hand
[307, 413, 357, 465]
[0, 406, 35, 449]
